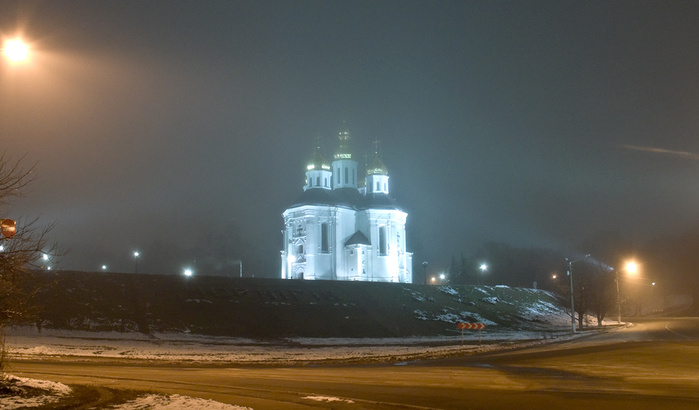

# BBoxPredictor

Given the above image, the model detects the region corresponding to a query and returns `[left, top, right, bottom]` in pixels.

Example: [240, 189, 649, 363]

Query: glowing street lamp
[133, 251, 140, 274]
[616, 259, 640, 324]
[183, 268, 193, 277]
[41, 253, 51, 270]
[3, 39, 29, 62]
[477, 263, 488, 285]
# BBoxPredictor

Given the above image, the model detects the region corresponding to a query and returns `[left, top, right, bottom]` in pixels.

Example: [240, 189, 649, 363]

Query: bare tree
[0, 152, 57, 329]
[552, 259, 617, 329]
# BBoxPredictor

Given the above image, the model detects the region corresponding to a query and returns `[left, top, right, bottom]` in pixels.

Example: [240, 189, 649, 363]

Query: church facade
[280, 128, 413, 283]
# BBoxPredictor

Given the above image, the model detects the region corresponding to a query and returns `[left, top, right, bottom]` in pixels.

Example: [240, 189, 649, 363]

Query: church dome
[333, 128, 353, 160]
[306, 143, 330, 171]
[366, 154, 388, 176]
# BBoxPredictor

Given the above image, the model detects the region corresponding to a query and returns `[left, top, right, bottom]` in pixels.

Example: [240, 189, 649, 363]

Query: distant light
[439, 273, 446, 280]
[46, 266, 52, 270]
[0, 245, 4, 252]
[552, 274, 557, 280]
[42, 253, 49, 261]
[430, 276, 436, 283]
[102, 265, 107, 271]
[134, 251, 140, 258]
[184, 269, 193, 277]
[651, 282, 656, 286]
[479, 263, 488, 271]
[3, 39, 29, 62]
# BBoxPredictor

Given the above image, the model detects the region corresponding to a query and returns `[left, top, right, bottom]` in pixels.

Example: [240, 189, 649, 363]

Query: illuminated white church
[281, 128, 413, 283]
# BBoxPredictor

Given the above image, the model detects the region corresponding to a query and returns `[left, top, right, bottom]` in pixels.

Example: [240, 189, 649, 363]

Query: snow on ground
[0, 377, 251, 410]
[0, 376, 71, 409]
[105, 394, 251, 409]
[1, 321, 616, 409]
[3, 326, 574, 365]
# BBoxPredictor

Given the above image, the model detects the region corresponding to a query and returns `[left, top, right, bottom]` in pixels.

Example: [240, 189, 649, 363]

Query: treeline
[440, 229, 699, 326]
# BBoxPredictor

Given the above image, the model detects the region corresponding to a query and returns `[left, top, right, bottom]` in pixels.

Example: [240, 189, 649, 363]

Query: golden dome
[306, 143, 331, 171]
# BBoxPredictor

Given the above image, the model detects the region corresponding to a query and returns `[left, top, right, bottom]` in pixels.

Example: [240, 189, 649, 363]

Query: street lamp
[133, 251, 140, 274]
[235, 259, 243, 278]
[2, 39, 29, 62]
[41, 253, 50, 270]
[615, 260, 640, 324]
[566, 254, 590, 334]
[478, 263, 488, 285]
[422, 261, 428, 285]
[183, 268, 193, 277]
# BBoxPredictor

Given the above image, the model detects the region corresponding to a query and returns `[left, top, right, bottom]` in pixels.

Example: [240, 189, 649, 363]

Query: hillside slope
[32, 271, 568, 338]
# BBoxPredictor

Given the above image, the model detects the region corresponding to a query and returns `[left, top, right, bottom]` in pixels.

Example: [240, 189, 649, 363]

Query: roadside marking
[664, 322, 691, 339]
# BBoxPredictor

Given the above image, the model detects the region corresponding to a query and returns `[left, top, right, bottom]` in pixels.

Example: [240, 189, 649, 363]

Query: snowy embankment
[5, 325, 575, 365]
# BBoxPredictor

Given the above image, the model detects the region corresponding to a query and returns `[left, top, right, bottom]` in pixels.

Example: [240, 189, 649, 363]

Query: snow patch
[0, 375, 71, 410]
[438, 286, 459, 296]
[304, 395, 355, 404]
[108, 394, 250, 409]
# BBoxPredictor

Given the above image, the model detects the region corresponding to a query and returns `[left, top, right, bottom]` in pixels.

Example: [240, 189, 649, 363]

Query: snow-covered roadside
[1, 323, 619, 409]
[0, 376, 252, 410]
[105, 393, 251, 409]
[0, 375, 71, 409]
[3, 326, 575, 365]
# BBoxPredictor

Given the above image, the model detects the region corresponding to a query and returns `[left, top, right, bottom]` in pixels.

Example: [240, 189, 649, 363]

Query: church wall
[363, 209, 409, 282]
[333, 207, 358, 279]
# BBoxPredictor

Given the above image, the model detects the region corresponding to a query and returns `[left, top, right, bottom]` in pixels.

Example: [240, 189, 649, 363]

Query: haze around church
[2, 1, 698, 278]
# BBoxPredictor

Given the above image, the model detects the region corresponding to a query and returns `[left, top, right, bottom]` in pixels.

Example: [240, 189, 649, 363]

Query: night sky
[2, 1, 698, 277]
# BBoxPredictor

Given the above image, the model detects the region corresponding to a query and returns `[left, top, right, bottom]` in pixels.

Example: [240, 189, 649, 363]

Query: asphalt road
[10, 317, 699, 409]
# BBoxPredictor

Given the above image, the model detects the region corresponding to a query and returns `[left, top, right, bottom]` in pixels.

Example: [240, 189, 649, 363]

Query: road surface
[10, 317, 699, 409]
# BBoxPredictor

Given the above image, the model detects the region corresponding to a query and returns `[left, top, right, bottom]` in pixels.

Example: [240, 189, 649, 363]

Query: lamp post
[478, 263, 488, 285]
[566, 254, 590, 334]
[236, 259, 243, 278]
[133, 251, 140, 274]
[616, 260, 639, 324]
